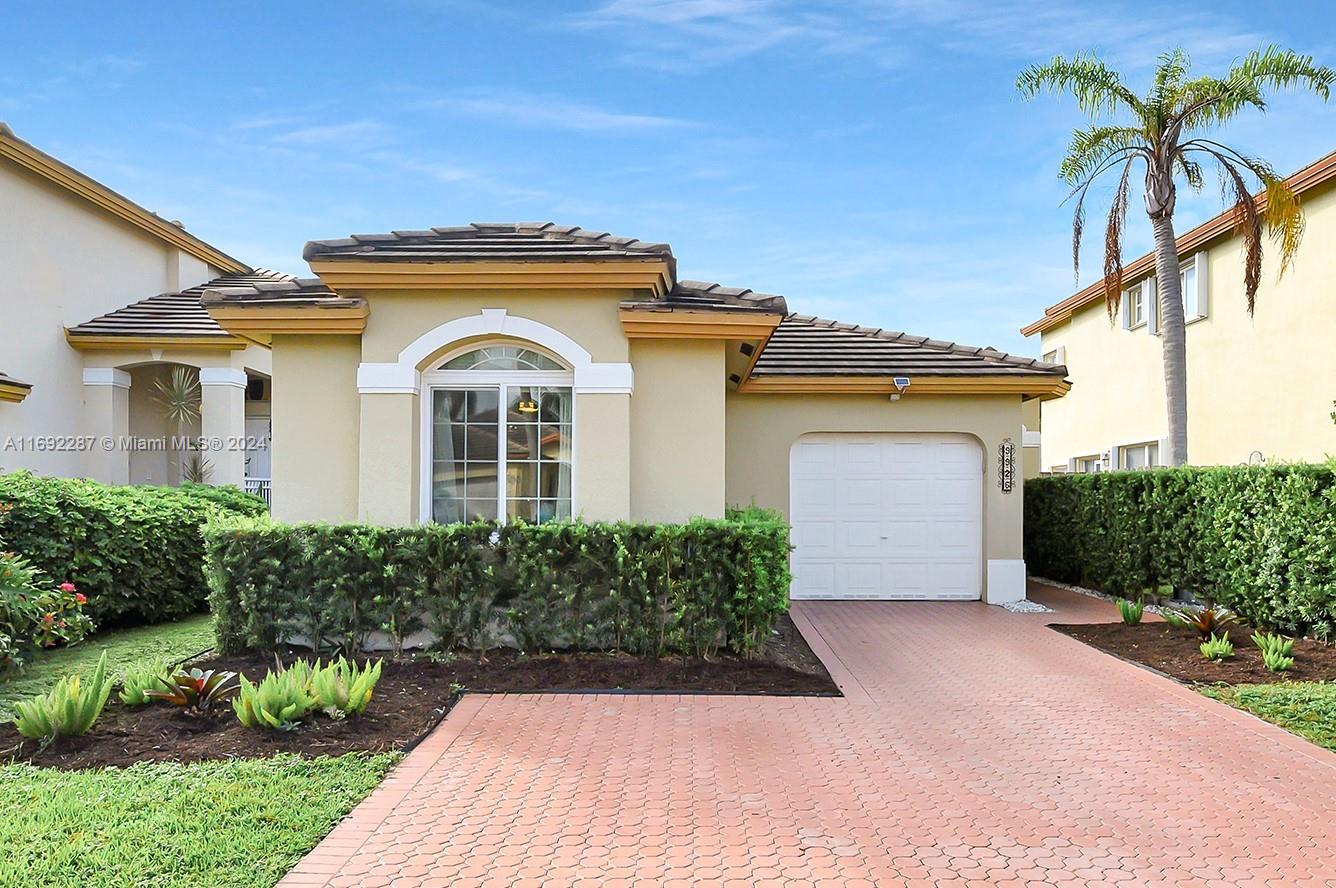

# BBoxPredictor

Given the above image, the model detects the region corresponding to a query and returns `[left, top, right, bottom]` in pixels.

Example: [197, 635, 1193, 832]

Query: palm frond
[1204, 151, 1264, 313]
[1059, 125, 1147, 184]
[1017, 54, 1147, 117]
[1231, 45, 1335, 100]
[1261, 173, 1305, 278]
[1102, 158, 1136, 320]
[1149, 48, 1191, 123]
[1175, 154, 1204, 191]
[152, 367, 202, 428]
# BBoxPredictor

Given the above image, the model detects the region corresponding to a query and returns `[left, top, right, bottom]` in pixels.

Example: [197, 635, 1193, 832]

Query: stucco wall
[271, 335, 360, 522]
[629, 339, 726, 521]
[1038, 181, 1336, 469]
[0, 159, 222, 479]
[724, 392, 1025, 569]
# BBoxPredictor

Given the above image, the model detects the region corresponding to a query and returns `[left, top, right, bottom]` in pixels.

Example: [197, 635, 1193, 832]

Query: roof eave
[0, 126, 248, 274]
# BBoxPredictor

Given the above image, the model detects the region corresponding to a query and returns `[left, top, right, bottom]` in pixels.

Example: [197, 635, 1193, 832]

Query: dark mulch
[1052, 620, 1336, 684]
[4, 614, 837, 770]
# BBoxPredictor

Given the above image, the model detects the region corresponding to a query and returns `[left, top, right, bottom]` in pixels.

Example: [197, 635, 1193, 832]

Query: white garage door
[789, 433, 982, 600]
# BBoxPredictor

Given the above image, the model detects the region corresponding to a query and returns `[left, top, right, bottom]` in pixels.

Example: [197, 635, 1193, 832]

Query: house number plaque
[998, 439, 1016, 493]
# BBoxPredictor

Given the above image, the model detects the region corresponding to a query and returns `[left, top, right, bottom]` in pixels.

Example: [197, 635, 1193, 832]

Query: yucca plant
[13, 651, 113, 741]
[118, 657, 174, 706]
[143, 667, 239, 715]
[1200, 633, 1235, 661]
[311, 657, 383, 719]
[1252, 631, 1295, 672]
[1116, 598, 1144, 626]
[234, 661, 315, 731]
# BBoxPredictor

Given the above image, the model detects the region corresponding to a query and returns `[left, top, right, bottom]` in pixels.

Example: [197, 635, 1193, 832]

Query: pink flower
[42, 613, 54, 625]
[74, 592, 88, 605]
[59, 582, 77, 593]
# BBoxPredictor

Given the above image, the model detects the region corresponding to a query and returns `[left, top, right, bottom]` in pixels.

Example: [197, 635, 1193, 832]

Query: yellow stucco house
[3, 126, 1071, 604]
[1023, 147, 1336, 473]
[0, 124, 275, 498]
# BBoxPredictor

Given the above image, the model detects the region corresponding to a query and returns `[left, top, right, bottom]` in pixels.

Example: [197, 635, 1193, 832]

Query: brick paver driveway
[283, 583, 1336, 887]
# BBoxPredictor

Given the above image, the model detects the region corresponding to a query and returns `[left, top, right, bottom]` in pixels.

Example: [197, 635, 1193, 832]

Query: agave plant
[1116, 598, 1144, 626]
[1252, 631, 1295, 672]
[13, 651, 113, 741]
[143, 667, 240, 715]
[118, 657, 174, 706]
[311, 657, 383, 719]
[1200, 633, 1235, 661]
[233, 659, 316, 731]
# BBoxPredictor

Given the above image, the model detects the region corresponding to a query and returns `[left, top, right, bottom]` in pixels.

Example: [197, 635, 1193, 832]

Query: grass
[1201, 682, 1336, 751]
[0, 753, 397, 888]
[1, 613, 215, 718]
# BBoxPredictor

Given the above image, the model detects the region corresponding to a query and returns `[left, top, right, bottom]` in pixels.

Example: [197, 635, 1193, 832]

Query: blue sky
[5, 1, 1335, 355]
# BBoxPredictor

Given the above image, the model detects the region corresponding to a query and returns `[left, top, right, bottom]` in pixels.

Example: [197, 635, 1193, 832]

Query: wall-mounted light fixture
[889, 376, 910, 402]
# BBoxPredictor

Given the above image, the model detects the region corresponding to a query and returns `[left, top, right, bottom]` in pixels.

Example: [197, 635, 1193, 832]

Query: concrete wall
[0, 158, 221, 478]
[1038, 180, 1336, 469]
[724, 392, 1026, 578]
[270, 335, 361, 522]
[629, 339, 726, 521]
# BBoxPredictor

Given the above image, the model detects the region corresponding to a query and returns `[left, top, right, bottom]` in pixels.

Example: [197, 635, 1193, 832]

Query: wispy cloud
[421, 88, 699, 133]
[270, 120, 393, 148]
[570, 0, 1266, 73]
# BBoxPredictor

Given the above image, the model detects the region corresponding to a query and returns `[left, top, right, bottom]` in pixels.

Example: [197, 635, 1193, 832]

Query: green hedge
[0, 472, 268, 627]
[204, 509, 793, 659]
[1025, 465, 1336, 637]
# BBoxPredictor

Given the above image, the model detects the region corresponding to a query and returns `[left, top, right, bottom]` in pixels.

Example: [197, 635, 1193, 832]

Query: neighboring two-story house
[1022, 147, 1336, 472]
[0, 124, 275, 498]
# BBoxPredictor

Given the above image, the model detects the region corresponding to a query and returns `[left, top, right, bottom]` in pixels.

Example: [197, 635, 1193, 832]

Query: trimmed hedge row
[0, 472, 268, 626]
[1025, 465, 1336, 637]
[204, 509, 793, 659]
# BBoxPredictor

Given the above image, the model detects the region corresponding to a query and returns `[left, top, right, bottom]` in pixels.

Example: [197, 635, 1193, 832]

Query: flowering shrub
[0, 551, 95, 672]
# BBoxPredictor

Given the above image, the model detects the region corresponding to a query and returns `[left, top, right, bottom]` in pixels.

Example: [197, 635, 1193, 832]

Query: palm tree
[1018, 47, 1334, 465]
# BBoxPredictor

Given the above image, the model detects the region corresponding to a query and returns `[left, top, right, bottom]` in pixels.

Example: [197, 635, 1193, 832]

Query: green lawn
[0, 753, 397, 888]
[1, 613, 215, 717]
[1201, 682, 1336, 752]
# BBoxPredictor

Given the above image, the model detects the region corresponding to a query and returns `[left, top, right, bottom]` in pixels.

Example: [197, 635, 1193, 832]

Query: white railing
[245, 477, 272, 509]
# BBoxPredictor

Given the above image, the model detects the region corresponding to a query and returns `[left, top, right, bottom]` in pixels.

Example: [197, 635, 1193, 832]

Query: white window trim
[1113, 436, 1168, 471]
[359, 309, 633, 395]
[417, 346, 578, 525]
[1181, 252, 1209, 324]
[1123, 280, 1149, 331]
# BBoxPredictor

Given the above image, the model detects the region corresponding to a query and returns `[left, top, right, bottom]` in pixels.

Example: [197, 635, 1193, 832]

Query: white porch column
[82, 369, 131, 484]
[199, 368, 247, 487]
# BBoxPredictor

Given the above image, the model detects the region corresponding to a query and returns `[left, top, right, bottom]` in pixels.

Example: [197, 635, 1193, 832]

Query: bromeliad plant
[1252, 631, 1295, 673]
[1116, 597, 1144, 626]
[1167, 606, 1238, 640]
[310, 657, 383, 719]
[234, 660, 316, 731]
[143, 667, 240, 715]
[1200, 633, 1235, 661]
[12, 652, 114, 741]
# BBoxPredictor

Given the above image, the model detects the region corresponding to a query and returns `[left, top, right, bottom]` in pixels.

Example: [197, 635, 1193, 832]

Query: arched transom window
[423, 344, 573, 525]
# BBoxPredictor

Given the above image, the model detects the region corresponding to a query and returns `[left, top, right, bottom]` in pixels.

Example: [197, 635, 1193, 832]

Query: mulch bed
[1052, 620, 1336, 684]
[4, 614, 837, 770]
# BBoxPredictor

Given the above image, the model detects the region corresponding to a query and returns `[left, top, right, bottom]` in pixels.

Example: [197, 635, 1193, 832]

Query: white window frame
[1117, 440, 1160, 471]
[418, 342, 577, 524]
[1074, 454, 1104, 474]
[1123, 281, 1148, 330]
[1180, 252, 1208, 322]
[1041, 345, 1065, 365]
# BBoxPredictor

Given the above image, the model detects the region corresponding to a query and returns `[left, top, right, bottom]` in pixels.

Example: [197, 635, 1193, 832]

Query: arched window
[441, 346, 564, 372]
[423, 342, 573, 525]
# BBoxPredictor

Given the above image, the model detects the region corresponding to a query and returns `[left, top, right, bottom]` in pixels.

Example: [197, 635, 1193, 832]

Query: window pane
[507, 461, 539, 499]
[539, 463, 570, 499]
[444, 346, 564, 371]
[433, 389, 467, 423]
[465, 499, 498, 521]
[432, 461, 467, 501]
[1123, 447, 1145, 470]
[466, 424, 499, 462]
[507, 423, 538, 460]
[464, 463, 497, 500]
[433, 495, 466, 525]
[539, 499, 571, 522]
[507, 499, 537, 522]
[539, 388, 572, 424]
[1147, 443, 1159, 466]
[433, 422, 466, 460]
[539, 425, 572, 462]
[466, 389, 498, 421]
[506, 386, 543, 423]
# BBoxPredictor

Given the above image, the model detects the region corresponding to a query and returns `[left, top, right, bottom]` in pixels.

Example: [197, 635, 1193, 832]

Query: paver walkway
[282, 582, 1336, 887]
